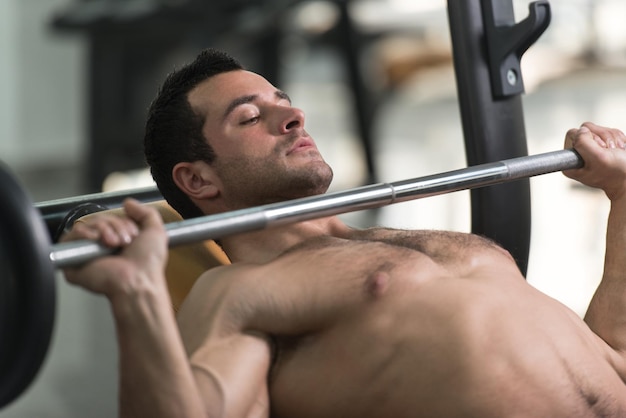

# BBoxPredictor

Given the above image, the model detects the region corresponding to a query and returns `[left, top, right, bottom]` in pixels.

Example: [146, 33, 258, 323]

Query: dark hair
[144, 48, 243, 219]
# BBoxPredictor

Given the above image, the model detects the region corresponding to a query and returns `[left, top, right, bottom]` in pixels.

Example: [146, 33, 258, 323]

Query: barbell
[36, 185, 163, 242]
[0, 148, 583, 408]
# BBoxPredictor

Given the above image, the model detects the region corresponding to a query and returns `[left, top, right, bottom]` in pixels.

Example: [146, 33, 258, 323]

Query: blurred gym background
[2, 0, 626, 416]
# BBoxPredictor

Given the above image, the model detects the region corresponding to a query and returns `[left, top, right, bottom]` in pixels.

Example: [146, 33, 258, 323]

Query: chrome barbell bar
[50, 149, 583, 268]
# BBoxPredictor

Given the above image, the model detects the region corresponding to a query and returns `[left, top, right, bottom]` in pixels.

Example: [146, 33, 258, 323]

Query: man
[62, 49, 626, 417]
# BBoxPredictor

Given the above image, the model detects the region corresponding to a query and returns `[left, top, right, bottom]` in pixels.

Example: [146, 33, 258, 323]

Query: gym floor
[5, 5, 626, 417]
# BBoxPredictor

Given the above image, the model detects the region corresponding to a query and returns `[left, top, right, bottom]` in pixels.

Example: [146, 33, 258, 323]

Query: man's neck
[220, 216, 351, 264]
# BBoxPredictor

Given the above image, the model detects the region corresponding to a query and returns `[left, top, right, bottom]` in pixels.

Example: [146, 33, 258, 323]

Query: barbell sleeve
[49, 149, 583, 269]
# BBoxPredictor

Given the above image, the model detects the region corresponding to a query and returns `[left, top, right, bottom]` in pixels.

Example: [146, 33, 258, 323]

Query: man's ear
[172, 161, 220, 200]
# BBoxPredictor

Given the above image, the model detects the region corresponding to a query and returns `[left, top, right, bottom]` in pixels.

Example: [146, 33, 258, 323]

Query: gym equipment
[0, 162, 56, 411]
[36, 186, 162, 242]
[448, 0, 551, 275]
[0, 148, 582, 408]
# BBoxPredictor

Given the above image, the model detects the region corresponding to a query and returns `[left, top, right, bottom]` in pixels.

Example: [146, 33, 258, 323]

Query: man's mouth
[287, 137, 315, 155]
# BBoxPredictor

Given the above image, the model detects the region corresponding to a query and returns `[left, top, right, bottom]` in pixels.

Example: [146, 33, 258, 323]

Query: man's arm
[113, 279, 206, 417]
[62, 200, 270, 418]
[564, 123, 626, 355]
[176, 266, 273, 418]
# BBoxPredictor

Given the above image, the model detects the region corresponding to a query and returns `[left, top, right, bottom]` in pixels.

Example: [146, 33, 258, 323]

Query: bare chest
[266, 235, 514, 416]
[279, 229, 512, 274]
[266, 234, 624, 418]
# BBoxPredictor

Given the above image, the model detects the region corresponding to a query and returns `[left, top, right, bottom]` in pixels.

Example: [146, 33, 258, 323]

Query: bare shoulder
[181, 264, 254, 308]
[176, 263, 264, 348]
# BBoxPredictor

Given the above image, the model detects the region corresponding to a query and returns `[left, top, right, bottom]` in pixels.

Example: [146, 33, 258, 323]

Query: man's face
[188, 70, 333, 209]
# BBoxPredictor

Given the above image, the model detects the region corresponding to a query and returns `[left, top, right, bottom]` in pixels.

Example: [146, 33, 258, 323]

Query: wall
[0, 0, 85, 172]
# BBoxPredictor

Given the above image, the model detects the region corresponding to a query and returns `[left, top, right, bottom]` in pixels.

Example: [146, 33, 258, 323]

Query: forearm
[585, 196, 626, 351]
[111, 280, 205, 418]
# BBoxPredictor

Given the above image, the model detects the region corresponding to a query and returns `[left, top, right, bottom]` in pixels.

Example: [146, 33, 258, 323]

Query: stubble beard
[214, 143, 334, 209]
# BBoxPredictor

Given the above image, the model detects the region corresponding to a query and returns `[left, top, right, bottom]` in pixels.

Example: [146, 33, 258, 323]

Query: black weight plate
[0, 162, 56, 408]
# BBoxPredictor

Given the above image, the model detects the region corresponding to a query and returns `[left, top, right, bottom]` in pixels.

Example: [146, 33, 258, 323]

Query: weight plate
[0, 162, 56, 408]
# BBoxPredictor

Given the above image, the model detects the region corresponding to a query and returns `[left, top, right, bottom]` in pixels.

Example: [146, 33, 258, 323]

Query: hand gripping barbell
[0, 149, 583, 408]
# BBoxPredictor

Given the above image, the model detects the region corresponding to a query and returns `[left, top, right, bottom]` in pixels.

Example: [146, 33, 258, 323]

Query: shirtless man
[62, 49, 626, 417]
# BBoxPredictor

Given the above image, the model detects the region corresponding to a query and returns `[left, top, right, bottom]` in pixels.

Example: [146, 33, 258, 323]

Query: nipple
[366, 271, 390, 298]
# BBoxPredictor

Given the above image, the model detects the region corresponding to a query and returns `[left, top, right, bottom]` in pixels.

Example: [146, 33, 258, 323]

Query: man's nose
[276, 106, 305, 134]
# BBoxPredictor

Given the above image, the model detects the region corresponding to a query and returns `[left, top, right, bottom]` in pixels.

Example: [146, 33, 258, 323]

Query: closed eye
[242, 116, 260, 125]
